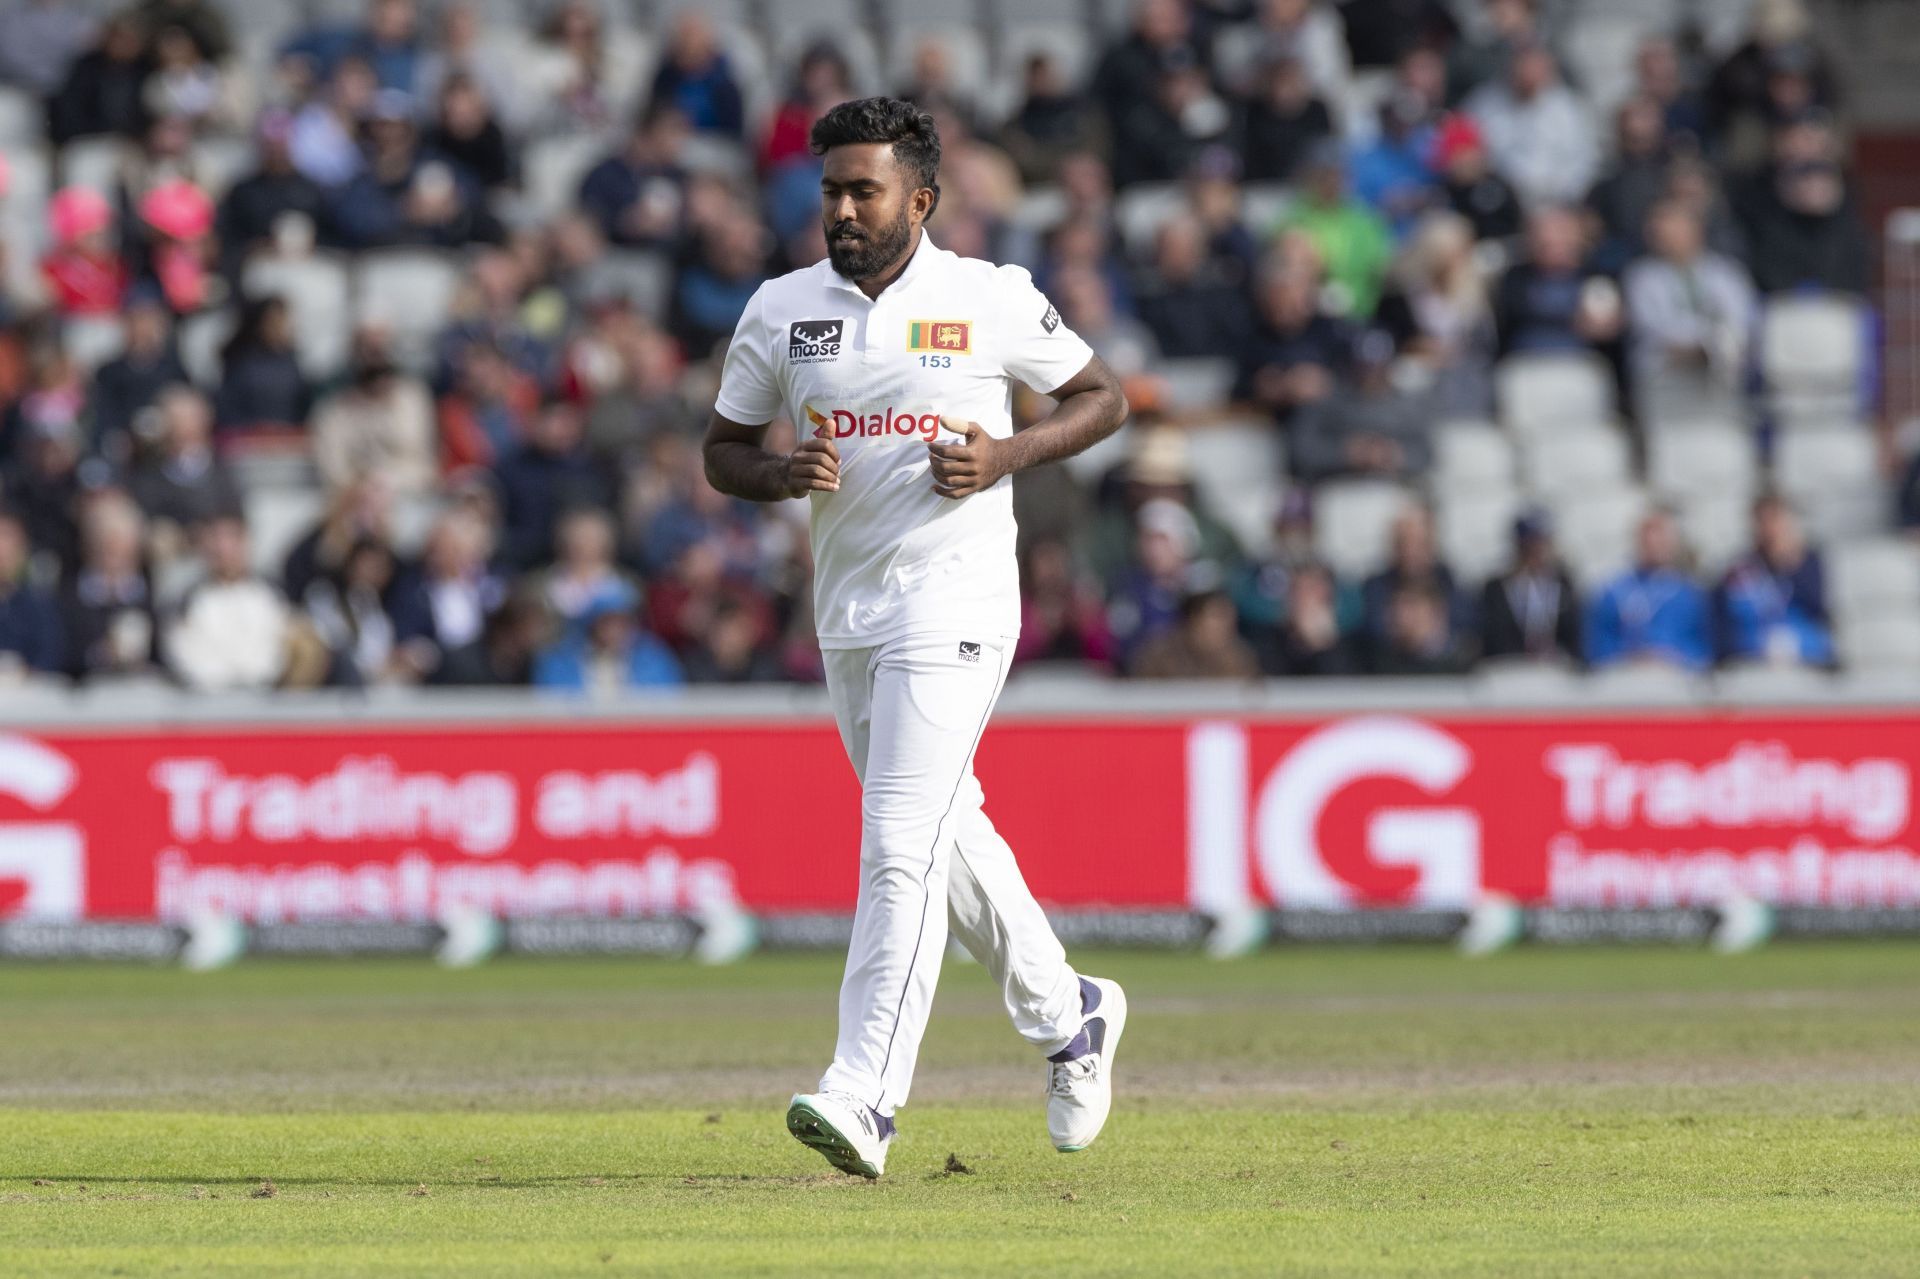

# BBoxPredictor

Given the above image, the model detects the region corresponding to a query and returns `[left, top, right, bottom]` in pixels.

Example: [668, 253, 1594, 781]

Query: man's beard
[825, 208, 912, 281]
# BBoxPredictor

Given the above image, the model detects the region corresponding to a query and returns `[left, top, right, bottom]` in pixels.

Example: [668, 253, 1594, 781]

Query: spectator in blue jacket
[1586, 509, 1712, 670]
[533, 581, 682, 693]
[0, 509, 63, 678]
[647, 12, 744, 140]
[1715, 493, 1833, 667]
[1349, 93, 1439, 237]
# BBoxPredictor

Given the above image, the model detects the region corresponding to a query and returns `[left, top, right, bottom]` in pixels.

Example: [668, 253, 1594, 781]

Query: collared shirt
[714, 234, 1093, 649]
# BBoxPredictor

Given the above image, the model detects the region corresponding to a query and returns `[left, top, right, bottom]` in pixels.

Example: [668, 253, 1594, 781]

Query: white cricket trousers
[817, 631, 1084, 1116]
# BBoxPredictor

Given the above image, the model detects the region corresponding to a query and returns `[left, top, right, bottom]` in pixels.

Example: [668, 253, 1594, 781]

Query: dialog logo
[0, 733, 85, 920]
[788, 319, 846, 364]
[1253, 716, 1481, 909]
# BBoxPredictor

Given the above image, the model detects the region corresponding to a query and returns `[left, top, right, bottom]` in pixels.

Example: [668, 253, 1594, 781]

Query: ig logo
[0, 733, 85, 920]
[1254, 716, 1480, 909]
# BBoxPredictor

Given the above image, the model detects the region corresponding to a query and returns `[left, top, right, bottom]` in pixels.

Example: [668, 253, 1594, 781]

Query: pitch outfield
[3, 945, 1918, 1277]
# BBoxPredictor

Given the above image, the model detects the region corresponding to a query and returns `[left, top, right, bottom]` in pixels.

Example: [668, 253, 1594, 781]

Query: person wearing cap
[1239, 52, 1334, 184]
[216, 109, 328, 274]
[1110, 496, 1207, 670]
[1275, 138, 1392, 316]
[1480, 508, 1581, 663]
[1288, 327, 1433, 484]
[1733, 114, 1868, 296]
[1706, 0, 1836, 164]
[1087, 424, 1242, 592]
[532, 579, 682, 693]
[329, 87, 498, 248]
[92, 286, 187, 450]
[1464, 40, 1598, 209]
[1350, 92, 1441, 237]
[41, 186, 126, 317]
[1584, 508, 1711, 672]
[1129, 585, 1260, 681]
[1431, 112, 1522, 243]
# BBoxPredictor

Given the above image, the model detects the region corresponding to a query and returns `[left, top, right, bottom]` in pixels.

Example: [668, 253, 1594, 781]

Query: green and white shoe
[786, 1091, 895, 1179]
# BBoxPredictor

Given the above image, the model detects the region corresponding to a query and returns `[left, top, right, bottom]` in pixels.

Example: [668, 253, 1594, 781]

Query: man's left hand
[928, 418, 1006, 499]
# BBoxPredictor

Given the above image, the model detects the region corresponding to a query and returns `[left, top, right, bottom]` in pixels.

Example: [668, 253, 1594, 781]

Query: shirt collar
[820, 231, 939, 301]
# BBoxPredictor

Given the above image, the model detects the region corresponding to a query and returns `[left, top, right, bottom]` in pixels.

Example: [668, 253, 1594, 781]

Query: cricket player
[702, 98, 1132, 1179]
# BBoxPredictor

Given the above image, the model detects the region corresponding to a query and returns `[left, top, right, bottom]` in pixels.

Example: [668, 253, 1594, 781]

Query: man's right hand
[784, 436, 841, 497]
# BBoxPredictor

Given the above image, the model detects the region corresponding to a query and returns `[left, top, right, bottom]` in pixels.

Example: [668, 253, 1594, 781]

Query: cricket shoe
[786, 1091, 895, 1179]
[1047, 976, 1128, 1152]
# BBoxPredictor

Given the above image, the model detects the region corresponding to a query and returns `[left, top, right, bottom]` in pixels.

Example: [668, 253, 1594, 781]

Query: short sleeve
[994, 265, 1095, 395]
[712, 285, 783, 424]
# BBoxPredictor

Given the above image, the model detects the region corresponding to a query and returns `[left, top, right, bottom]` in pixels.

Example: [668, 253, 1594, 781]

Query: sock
[1046, 977, 1104, 1062]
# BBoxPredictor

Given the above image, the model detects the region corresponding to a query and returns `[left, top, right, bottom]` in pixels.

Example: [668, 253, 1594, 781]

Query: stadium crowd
[0, 0, 1893, 692]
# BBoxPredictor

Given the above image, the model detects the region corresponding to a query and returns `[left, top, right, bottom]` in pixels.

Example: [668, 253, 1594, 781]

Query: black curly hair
[809, 96, 941, 213]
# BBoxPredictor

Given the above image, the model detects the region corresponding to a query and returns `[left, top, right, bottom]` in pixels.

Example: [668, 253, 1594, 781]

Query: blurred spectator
[1235, 259, 1350, 425]
[1339, 0, 1456, 72]
[671, 207, 770, 359]
[1237, 53, 1333, 183]
[2, 359, 91, 572]
[1267, 559, 1362, 676]
[682, 596, 781, 684]
[1715, 493, 1832, 667]
[999, 52, 1105, 186]
[1349, 93, 1439, 236]
[439, 340, 537, 472]
[534, 581, 681, 692]
[539, 505, 632, 634]
[1624, 198, 1756, 421]
[1493, 205, 1622, 356]
[330, 89, 499, 248]
[1480, 509, 1581, 663]
[290, 56, 377, 188]
[525, 0, 645, 137]
[1240, 0, 1350, 104]
[644, 532, 773, 661]
[92, 289, 185, 451]
[1447, 0, 1542, 105]
[1585, 508, 1711, 671]
[1131, 586, 1260, 680]
[494, 401, 612, 570]
[1016, 537, 1114, 668]
[1587, 97, 1674, 268]
[1110, 497, 1206, 668]
[42, 186, 127, 317]
[216, 111, 327, 275]
[163, 513, 290, 691]
[282, 0, 421, 95]
[48, 16, 151, 143]
[1707, 0, 1836, 169]
[1431, 113, 1523, 244]
[127, 385, 242, 534]
[1634, 35, 1706, 146]
[128, 0, 228, 64]
[416, 1, 519, 127]
[1275, 141, 1391, 317]
[302, 535, 399, 686]
[1465, 41, 1598, 209]
[1361, 504, 1468, 659]
[1092, 0, 1205, 146]
[580, 101, 690, 251]
[1088, 426, 1242, 592]
[0, 507, 62, 678]
[1733, 117, 1868, 296]
[136, 177, 218, 315]
[1373, 580, 1472, 675]
[390, 507, 506, 684]
[649, 13, 744, 140]
[580, 318, 698, 458]
[1053, 265, 1159, 381]
[1112, 49, 1232, 187]
[1137, 213, 1254, 360]
[214, 296, 311, 433]
[142, 21, 243, 133]
[1290, 328, 1432, 484]
[312, 329, 437, 495]
[283, 472, 396, 602]
[426, 71, 513, 193]
[1375, 211, 1496, 416]
[760, 41, 851, 177]
[0, 0, 96, 98]
[61, 490, 157, 682]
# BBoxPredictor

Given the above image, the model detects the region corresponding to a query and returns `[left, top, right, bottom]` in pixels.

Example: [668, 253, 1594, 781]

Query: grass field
[3, 943, 1919, 1277]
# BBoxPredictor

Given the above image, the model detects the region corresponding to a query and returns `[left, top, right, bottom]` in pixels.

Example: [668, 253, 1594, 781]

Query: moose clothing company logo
[788, 318, 846, 364]
[0, 734, 86, 920]
[907, 319, 971, 354]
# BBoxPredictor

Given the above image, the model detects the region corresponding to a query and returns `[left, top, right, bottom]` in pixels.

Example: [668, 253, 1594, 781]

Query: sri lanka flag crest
[907, 320, 971, 354]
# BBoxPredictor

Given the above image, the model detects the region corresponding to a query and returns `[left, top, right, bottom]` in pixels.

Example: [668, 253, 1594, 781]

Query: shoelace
[1048, 1054, 1101, 1098]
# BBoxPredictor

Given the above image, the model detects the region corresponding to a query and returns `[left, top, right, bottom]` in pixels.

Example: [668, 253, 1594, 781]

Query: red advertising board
[1, 711, 1917, 923]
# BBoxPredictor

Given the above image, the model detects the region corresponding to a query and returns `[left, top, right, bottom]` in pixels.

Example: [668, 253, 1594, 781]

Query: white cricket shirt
[713, 234, 1093, 650]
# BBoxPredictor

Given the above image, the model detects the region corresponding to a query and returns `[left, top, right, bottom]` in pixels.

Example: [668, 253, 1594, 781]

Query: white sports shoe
[786, 1090, 895, 1179]
[1047, 976, 1128, 1152]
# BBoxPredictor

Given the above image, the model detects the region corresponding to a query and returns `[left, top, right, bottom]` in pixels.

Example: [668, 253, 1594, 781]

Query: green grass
[4, 944, 1920, 1276]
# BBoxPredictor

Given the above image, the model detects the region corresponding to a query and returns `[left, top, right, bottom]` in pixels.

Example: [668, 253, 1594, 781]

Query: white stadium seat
[522, 131, 618, 223]
[0, 85, 42, 146]
[1432, 420, 1515, 491]
[1313, 479, 1413, 581]
[1157, 358, 1237, 413]
[1184, 419, 1286, 554]
[353, 249, 463, 371]
[1557, 484, 1649, 588]
[243, 255, 352, 380]
[1675, 492, 1751, 578]
[1761, 294, 1867, 423]
[1436, 483, 1522, 586]
[1521, 424, 1632, 500]
[1648, 424, 1758, 501]
[1828, 538, 1920, 613]
[60, 315, 126, 373]
[1774, 426, 1887, 543]
[1838, 612, 1920, 673]
[177, 308, 237, 387]
[1497, 352, 1615, 436]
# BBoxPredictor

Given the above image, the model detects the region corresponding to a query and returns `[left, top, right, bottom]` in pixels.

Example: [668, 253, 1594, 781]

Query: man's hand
[784, 435, 840, 497]
[928, 418, 1005, 499]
